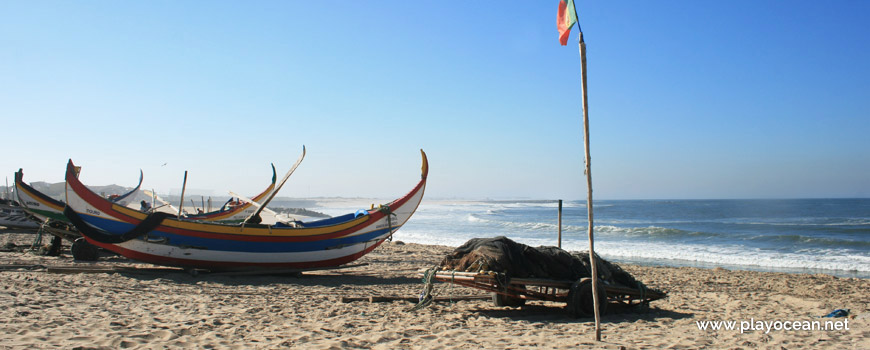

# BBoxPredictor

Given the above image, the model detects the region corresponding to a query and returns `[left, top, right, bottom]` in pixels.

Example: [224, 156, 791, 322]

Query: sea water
[308, 199, 870, 278]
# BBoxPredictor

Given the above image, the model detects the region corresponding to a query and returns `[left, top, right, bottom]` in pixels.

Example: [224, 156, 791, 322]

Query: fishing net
[439, 236, 643, 288]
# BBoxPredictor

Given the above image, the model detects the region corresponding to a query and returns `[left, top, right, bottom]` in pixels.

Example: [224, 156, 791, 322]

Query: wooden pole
[177, 171, 188, 219]
[577, 31, 602, 342]
[558, 199, 563, 248]
[245, 146, 305, 224]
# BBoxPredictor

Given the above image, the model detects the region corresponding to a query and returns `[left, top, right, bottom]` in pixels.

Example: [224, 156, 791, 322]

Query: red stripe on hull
[66, 160, 425, 243]
[86, 237, 386, 270]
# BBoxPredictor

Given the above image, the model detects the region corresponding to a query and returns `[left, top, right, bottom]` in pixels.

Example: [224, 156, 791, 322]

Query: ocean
[309, 198, 870, 278]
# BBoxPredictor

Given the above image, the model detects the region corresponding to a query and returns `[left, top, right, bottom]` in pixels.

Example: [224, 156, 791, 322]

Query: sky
[2, 1, 868, 200]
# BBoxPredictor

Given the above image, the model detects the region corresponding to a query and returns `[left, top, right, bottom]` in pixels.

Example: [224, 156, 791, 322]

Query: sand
[1, 231, 868, 349]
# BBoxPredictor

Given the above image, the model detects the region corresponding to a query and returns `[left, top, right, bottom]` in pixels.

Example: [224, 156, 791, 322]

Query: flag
[558, 0, 578, 45]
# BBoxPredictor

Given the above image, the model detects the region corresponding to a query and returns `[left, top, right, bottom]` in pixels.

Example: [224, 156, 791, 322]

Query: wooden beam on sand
[46, 266, 180, 274]
[0, 263, 370, 276]
[0, 265, 179, 274]
[0, 264, 47, 271]
[205, 263, 368, 276]
[340, 295, 489, 303]
[64, 263, 369, 276]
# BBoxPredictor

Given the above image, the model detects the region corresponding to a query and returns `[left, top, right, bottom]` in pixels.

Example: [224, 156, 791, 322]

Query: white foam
[570, 240, 870, 275]
[344, 200, 870, 278]
[394, 227, 870, 278]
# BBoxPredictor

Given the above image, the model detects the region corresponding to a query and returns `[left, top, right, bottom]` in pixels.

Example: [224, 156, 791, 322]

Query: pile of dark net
[440, 236, 643, 288]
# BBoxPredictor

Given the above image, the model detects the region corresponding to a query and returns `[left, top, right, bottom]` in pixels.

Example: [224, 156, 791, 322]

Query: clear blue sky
[2, 1, 868, 200]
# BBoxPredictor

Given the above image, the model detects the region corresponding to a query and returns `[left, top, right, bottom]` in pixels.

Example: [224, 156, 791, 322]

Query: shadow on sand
[89, 265, 424, 288]
[467, 302, 692, 324]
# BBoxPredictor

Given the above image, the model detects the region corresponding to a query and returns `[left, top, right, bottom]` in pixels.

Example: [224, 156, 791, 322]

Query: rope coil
[407, 267, 437, 312]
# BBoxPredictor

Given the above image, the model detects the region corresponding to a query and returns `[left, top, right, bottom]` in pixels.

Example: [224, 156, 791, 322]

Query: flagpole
[574, 17, 603, 343]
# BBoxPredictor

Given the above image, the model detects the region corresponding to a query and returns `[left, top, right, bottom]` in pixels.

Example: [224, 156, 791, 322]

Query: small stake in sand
[557, 199, 563, 248]
[178, 171, 188, 219]
[558, 0, 602, 341]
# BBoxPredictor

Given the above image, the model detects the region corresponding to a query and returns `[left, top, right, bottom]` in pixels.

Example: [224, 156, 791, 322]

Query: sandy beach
[1, 231, 867, 349]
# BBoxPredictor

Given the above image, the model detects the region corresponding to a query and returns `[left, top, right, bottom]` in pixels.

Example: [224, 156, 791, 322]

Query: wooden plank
[429, 270, 665, 303]
[432, 272, 574, 289]
[0, 264, 46, 271]
[340, 295, 489, 303]
[206, 263, 368, 276]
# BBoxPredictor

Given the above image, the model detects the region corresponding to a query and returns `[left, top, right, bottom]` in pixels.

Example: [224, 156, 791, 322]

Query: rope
[447, 270, 456, 303]
[63, 206, 173, 244]
[377, 204, 392, 215]
[407, 267, 437, 312]
[494, 271, 510, 293]
[636, 281, 649, 312]
[378, 205, 394, 242]
[638, 281, 646, 301]
[30, 220, 47, 251]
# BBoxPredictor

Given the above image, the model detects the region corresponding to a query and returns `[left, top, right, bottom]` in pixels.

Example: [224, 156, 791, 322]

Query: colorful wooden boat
[179, 165, 278, 223]
[0, 201, 40, 229]
[63, 150, 428, 270]
[16, 166, 278, 225]
[14, 169, 69, 224]
[15, 168, 146, 247]
[15, 168, 141, 226]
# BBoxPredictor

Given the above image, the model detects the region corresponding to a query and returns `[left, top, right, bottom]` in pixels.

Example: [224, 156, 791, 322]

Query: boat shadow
[109, 267, 423, 287]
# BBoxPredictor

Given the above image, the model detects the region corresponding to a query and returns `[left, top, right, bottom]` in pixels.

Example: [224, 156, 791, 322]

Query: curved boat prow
[64, 160, 76, 204]
[183, 162, 279, 222]
[15, 168, 67, 222]
[374, 149, 428, 237]
[64, 160, 143, 205]
[245, 145, 306, 224]
[113, 170, 143, 203]
[420, 149, 429, 179]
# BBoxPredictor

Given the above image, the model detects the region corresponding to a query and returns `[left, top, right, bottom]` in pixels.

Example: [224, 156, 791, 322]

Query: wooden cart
[421, 269, 666, 317]
[29, 219, 103, 261]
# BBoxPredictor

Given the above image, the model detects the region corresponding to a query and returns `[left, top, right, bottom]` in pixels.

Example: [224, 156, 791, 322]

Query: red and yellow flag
[557, 0, 578, 45]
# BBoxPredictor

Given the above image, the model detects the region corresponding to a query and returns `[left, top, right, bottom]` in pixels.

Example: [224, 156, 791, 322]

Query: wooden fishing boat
[17, 166, 280, 260]
[14, 168, 144, 246]
[418, 269, 666, 318]
[63, 150, 428, 270]
[178, 165, 277, 223]
[15, 168, 142, 225]
[17, 164, 279, 227]
[14, 170, 67, 224]
[0, 201, 40, 229]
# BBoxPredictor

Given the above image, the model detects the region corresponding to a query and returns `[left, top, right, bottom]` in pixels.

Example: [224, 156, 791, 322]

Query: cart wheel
[566, 278, 607, 318]
[71, 238, 99, 261]
[492, 285, 526, 307]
